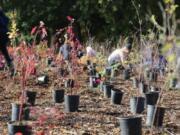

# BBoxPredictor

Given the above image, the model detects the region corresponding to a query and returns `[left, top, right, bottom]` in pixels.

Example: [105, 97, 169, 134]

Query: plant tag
[38, 76, 46, 82]
[38, 75, 48, 84]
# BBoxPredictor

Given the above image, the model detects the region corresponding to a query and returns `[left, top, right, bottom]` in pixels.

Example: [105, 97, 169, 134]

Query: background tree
[0, 0, 179, 42]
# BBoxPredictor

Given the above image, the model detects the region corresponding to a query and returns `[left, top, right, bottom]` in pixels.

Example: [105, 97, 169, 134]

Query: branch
[158, 2, 167, 35]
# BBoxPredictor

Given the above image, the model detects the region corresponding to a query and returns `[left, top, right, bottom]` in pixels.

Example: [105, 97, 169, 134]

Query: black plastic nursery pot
[8, 121, 32, 135]
[150, 86, 159, 92]
[64, 95, 80, 112]
[130, 97, 145, 114]
[119, 116, 142, 135]
[123, 69, 130, 80]
[146, 105, 166, 127]
[26, 91, 37, 106]
[11, 103, 30, 121]
[138, 82, 149, 94]
[145, 91, 159, 106]
[65, 79, 74, 88]
[52, 89, 65, 103]
[149, 71, 158, 82]
[111, 89, 123, 105]
[169, 78, 178, 89]
[153, 106, 166, 127]
[99, 81, 112, 91]
[47, 57, 53, 66]
[64, 80, 69, 88]
[89, 68, 97, 76]
[105, 67, 112, 76]
[103, 84, 113, 98]
[132, 77, 139, 88]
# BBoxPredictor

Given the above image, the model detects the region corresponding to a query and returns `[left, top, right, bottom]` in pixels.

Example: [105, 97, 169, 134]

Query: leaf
[98, 0, 103, 4]
[67, 16, 74, 21]
[36, 131, 45, 135]
[150, 15, 157, 25]
[112, 6, 118, 12]
[150, 15, 164, 31]
[164, 0, 173, 4]
[15, 133, 23, 135]
[167, 54, 176, 62]
[162, 43, 172, 53]
[166, 4, 179, 14]
[176, 40, 180, 47]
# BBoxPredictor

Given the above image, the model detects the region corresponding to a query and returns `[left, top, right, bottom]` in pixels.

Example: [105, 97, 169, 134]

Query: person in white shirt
[108, 43, 132, 65]
[86, 46, 96, 57]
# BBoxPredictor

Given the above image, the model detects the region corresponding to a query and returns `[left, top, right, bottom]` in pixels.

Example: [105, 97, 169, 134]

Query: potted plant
[64, 68, 80, 112]
[8, 45, 37, 134]
[111, 88, 123, 105]
[119, 116, 142, 135]
[51, 82, 65, 104]
[63, 26, 82, 112]
[8, 121, 32, 135]
[26, 90, 37, 106]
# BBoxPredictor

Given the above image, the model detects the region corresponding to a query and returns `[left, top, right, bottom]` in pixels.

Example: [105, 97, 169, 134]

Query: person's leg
[0, 45, 12, 65]
[0, 43, 14, 76]
[0, 35, 12, 65]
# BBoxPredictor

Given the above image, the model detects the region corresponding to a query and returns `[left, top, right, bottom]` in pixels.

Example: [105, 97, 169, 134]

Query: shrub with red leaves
[66, 16, 74, 22]
[31, 26, 37, 35]
[36, 131, 45, 135]
[15, 133, 23, 135]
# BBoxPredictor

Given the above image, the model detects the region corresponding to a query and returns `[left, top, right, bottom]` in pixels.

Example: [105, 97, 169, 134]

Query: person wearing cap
[0, 9, 14, 75]
[108, 41, 132, 65]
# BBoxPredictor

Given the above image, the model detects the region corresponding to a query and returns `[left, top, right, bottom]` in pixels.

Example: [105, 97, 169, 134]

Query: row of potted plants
[86, 60, 167, 135]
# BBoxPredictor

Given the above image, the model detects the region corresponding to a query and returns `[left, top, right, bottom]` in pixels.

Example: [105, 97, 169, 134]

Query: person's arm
[119, 49, 127, 67]
[121, 55, 125, 64]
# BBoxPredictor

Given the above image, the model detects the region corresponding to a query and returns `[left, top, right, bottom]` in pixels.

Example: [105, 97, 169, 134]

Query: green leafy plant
[7, 11, 19, 47]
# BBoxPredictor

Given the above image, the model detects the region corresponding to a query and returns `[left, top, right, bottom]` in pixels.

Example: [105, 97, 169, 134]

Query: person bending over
[108, 42, 132, 66]
[86, 46, 96, 57]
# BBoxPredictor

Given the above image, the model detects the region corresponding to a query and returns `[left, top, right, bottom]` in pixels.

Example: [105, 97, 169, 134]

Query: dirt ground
[0, 69, 180, 135]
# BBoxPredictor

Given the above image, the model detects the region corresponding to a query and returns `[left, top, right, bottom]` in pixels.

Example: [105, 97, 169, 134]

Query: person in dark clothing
[53, 28, 66, 54]
[31, 21, 48, 45]
[0, 9, 14, 74]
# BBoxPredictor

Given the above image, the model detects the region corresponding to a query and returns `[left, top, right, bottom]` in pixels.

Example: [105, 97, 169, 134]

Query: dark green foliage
[0, 0, 179, 42]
